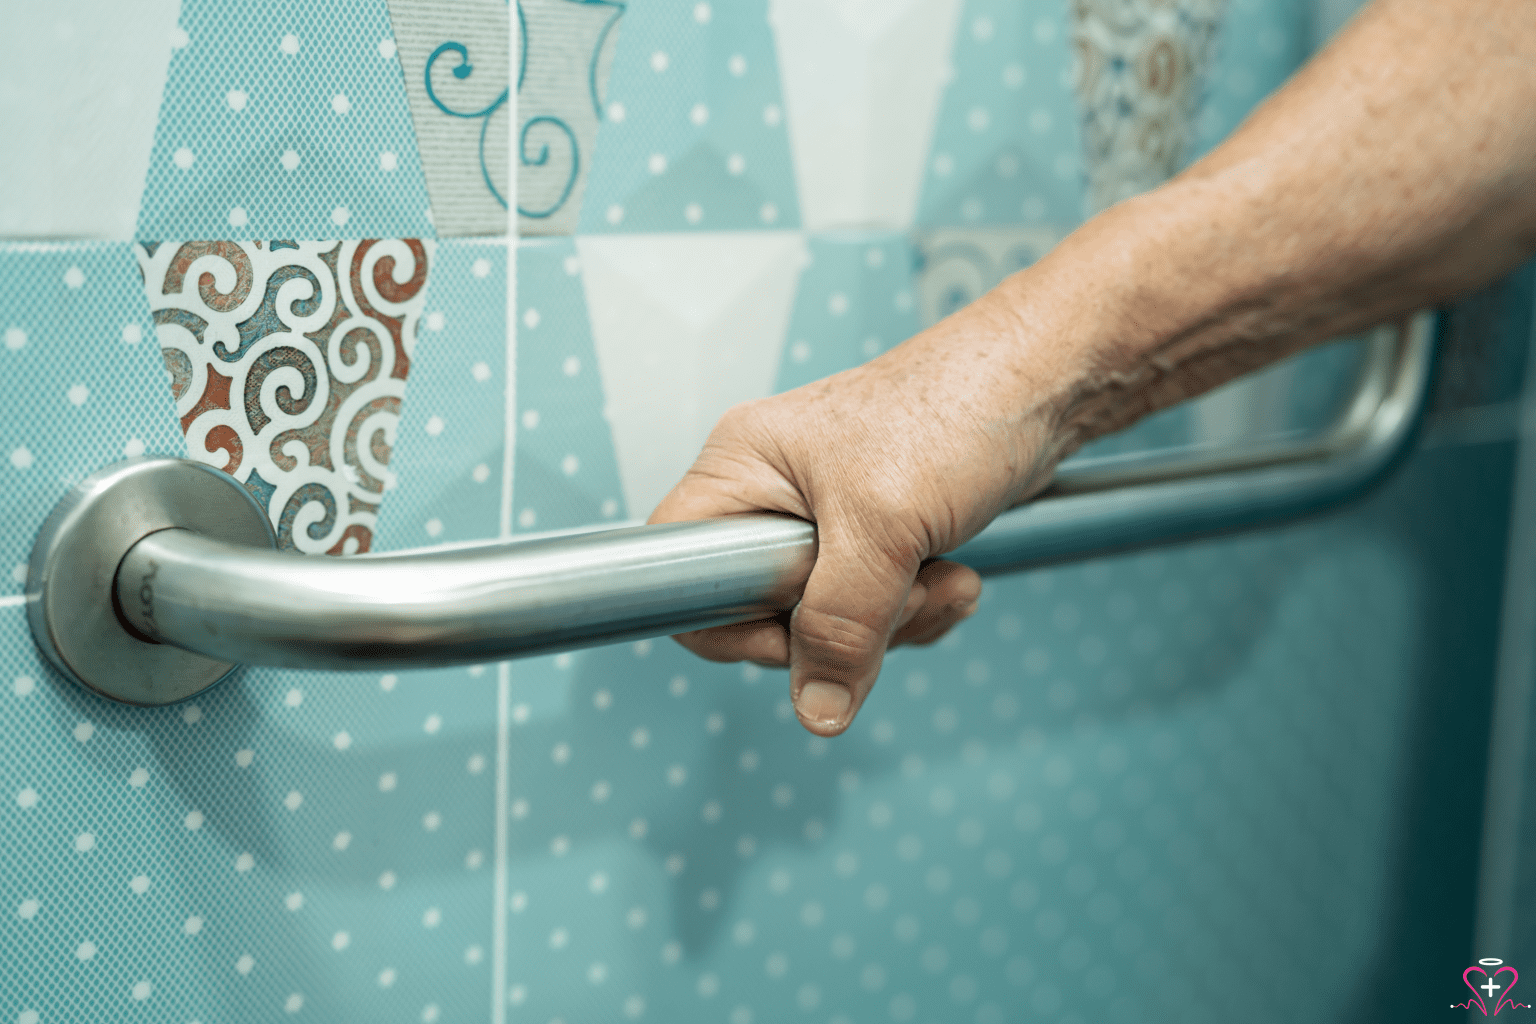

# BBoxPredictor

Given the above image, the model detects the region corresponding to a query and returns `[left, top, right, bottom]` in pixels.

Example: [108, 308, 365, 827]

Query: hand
[648, 289, 1074, 736]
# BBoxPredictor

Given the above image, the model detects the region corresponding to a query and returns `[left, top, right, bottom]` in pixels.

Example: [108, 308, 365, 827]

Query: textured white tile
[769, 0, 962, 231]
[577, 231, 807, 517]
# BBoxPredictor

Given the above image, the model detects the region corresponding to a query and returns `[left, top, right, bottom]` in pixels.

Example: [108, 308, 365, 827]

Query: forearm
[996, 0, 1536, 449]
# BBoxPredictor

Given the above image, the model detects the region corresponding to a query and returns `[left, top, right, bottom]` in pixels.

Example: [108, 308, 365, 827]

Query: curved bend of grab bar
[117, 315, 1435, 672]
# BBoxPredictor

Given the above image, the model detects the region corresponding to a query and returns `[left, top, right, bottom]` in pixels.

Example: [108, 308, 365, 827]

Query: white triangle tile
[769, 0, 963, 232]
[576, 232, 809, 518]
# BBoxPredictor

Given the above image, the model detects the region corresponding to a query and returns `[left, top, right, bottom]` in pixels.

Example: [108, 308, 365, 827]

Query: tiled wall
[4, 1, 1527, 1022]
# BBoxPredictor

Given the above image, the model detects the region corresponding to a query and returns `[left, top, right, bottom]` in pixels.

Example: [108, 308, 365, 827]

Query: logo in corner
[1456, 959, 1532, 1015]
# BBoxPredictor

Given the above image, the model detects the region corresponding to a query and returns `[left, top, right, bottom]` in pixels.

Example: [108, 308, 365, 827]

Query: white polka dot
[234, 852, 255, 871]
[380, 673, 398, 691]
[518, 508, 537, 529]
[12, 676, 35, 697]
[17, 898, 40, 920]
[378, 968, 397, 988]
[650, 51, 669, 72]
[625, 996, 645, 1018]
[284, 993, 303, 1013]
[968, 107, 991, 132]
[332, 731, 352, 751]
[1003, 64, 1025, 88]
[10, 564, 25, 584]
[228, 206, 248, 227]
[182, 703, 203, 725]
[234, 748, 254, 767]
[895, 290, 914, 311]
[606, 204, 624, 225]
[378, 38, 397, 59]
[73, 721, 95, 743]
[379, 772, 398, 792]
[423, 907, 442, 928]
[425, 311, 445, 332]
[332, 931, 350, 951]
[74, 832, 95, 852]
[563, 355, 581, 376]
[1033, 17, 1056, 43]
[465, 848, 484, 869]
[521, 409, 540, 429]
[169, 25, 189, 47]
[1029, 108, 1053, 134]
[760, 202, 779, 224]
[331, 93, 350, 114]
[5, 326, 26, 350]
[563, 255, 581, 275]
[694, 2, 712, 22]
[934, 153, 954, 176]
[961, 197, 983, 221]
[647, 153, 667, 175]
[728, 54, 747, 76]
[184, 810, 204, 829]
[470, 361, 492, 382]
[285, 892, 304, 911]
[332, 831, 351, 850]
[10, 446, 33, 470]
[63, 266, 85, 289]
[283, 790, 303, 811]
[66, 383, 89, 406]
[15, 788, 38, 810]
[972, 15, 994, 40]
[607, 101, 626, 122]
[522, 307, 541, 329]
[471, 463, 490, 483]
[225, 88, 248, 111]
[763, 104, 782, 126]
[183, 915, 203, 934]
[471, 257, 492, 279]
[690, 103, 709, 125]
[123, 437, 146, 458]
[424, 518, 443, 538]
[379, 870, 397, 889]
[279, 148, 301, 172]
[130, 874, 151, 895]
[424, 415, 444, 436]
[76, 940, 97, 961]
[601, 498, 619, 518]
[726, 153, 745, 175]
[331, 205, 349, 226]
[280, 33, 299, 54]
[789, 340, 810, 363]
[380, 150, 398, 171]
[173, 147, 195, 170]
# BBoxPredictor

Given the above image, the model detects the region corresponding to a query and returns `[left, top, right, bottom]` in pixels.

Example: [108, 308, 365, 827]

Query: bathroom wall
[2, 1, 1529, 1023]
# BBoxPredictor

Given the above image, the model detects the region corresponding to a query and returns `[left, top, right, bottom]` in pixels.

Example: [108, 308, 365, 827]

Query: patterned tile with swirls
[136, 239, 433, 554]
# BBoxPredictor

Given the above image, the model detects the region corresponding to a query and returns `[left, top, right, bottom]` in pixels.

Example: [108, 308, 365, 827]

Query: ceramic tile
[137, 0, 434, 241]
[138, 238, 433, 553]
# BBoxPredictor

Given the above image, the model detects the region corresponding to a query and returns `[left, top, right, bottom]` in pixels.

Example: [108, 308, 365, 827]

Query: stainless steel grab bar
[27, 315, 1434, 705]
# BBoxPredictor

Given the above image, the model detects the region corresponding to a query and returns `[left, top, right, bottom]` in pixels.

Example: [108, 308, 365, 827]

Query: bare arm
[650, 0, 1536, 736]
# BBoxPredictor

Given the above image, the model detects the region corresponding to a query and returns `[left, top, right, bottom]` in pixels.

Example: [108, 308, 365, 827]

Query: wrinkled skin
[651, 0, 1536, 735]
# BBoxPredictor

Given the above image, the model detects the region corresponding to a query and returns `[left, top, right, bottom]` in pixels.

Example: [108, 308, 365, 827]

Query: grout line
[1474, 292, 1536, 963]
[490, 11, 518, 1024]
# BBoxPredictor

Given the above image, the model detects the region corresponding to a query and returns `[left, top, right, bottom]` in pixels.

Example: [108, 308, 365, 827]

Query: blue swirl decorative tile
[580, 0, 801, 233]
[137, 0, 434, 241]
[388, 0, 515, 237]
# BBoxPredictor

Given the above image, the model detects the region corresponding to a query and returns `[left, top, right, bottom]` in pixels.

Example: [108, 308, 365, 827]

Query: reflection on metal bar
[28, 315, 1433, 704]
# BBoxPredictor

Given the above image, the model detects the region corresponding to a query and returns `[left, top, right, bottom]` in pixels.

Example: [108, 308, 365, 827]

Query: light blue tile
[137, 0, 434, 241]
[580, 0, 801, 233]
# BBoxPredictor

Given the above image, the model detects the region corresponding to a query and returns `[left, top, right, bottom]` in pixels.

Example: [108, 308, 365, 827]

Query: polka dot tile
[136, 0, 433, 240]
[0, 242, 185, 601]
[580, 0, 800, 233]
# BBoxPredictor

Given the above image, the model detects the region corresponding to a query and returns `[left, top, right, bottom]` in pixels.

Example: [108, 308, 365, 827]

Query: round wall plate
[27, 457, 276, 706]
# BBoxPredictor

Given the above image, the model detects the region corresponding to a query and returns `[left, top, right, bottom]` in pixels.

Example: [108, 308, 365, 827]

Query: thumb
[789, 516, 920, 735]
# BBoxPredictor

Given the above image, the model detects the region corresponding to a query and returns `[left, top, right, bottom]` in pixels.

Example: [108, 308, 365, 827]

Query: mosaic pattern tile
[138, 238, 432, 554]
